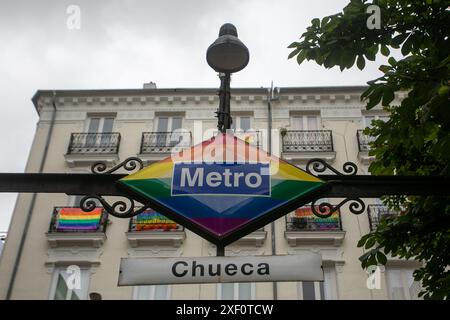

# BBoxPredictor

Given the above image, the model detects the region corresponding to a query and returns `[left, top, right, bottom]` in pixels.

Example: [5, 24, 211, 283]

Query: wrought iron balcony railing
[357, 129, 376, 152]
[128, 210, 184, 232]
[231, 130, 262, 147]
[67, 132, 121, 154]
[367, 204, 400, 231]
[285, 206, 342, 231]
[48, 207, 108, 233]
[210, 129, 262, 147]
[282, 130, 333, 153]
[140, 131, 192, 154]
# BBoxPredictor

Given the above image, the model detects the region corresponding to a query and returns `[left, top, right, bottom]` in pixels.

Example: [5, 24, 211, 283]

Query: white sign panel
[118, 253, 323, 286]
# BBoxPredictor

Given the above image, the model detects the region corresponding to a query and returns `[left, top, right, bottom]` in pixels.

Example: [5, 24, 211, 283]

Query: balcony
[368, 204, 400, 231]
[46, 207, 108, 248]
[138, 131, 192, 163]
[357, 130, 375, 164]
[281, 130, 335, 163]
[284, 206, 345, 246]
[64, 132, 121, 168]
[233, 227, 267, 247]
[126, 209, 186, 247]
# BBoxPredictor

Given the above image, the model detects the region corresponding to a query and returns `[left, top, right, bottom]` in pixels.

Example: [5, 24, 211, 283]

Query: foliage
[288, 0, 450, 299]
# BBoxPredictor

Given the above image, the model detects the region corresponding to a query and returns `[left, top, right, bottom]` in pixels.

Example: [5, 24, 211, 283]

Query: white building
[0, 84, 421, 300]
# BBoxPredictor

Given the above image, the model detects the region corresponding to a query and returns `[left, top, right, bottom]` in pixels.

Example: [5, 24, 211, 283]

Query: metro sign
[118, 133, 328, 245]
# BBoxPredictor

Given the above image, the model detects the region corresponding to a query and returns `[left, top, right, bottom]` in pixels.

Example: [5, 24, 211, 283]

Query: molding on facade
[45, 246, 104, 273]
[125, 231, 186, 248]
[46, 232, 107, 248]
[357, 150, 375, 165]
[230, 229, 267, 247]
[126, 246, 184, 258]
[64, 153, 119, 168]
[285, 231, 346, 247]
[282, 151, 336, 163]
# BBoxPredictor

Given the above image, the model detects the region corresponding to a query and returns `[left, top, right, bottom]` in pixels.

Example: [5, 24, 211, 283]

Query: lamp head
[206, 23, 249, 73]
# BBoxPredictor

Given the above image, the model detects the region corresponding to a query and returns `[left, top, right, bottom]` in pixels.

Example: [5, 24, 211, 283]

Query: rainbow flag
[55, 207, 103, 231]
[294, 207, 340, 230]
[120, 133, 325, 237]
[134, 209, 178, 231]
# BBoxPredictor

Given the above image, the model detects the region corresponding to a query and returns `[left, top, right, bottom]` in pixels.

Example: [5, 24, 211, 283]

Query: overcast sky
[0, 0, 387, 231]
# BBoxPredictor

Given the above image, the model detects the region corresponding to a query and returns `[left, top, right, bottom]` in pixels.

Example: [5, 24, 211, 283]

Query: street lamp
[206, 23, 249, 133]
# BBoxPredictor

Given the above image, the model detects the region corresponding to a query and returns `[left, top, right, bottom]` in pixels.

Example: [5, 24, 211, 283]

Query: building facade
[0, 85, 421, 300]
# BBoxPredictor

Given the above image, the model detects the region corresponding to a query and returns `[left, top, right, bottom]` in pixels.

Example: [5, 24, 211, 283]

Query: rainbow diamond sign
[118, 133, 328, 245]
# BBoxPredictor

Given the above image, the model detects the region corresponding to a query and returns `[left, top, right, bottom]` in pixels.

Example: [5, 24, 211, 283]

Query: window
[49, 267, 90, 300]
[87, 116, 115, 133]
[86, 116, 115, 146]
[156, 116, 183, 132]
[133, 285, 171, 300]
[217, 283, 254, 300]
[232, 116, 252, 131]
[156, 116, 184, 147]
[297, 266, 337, 300]
[291, 115, 319, 130]
[386, 268, 422, 300]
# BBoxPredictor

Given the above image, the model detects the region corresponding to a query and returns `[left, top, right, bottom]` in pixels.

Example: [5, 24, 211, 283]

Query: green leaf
[382, 86, 395, 106]
[287, 42, 301, 49]
[379, 65, 391, 73]
[381, 45, 390, 57]
[357, 55, 366, 70]
[377, 251, 387, 265]
[401, 35, 414, 55]
[365, 237, 376, 249]
[388, 57, 397, 66]
[391, 33, 409, 47]
[288, 48, 301, 59]
[311, 18, 320, 27]
[296, 50, 307, 64]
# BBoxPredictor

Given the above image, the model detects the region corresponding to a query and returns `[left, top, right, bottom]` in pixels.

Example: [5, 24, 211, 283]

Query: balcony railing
[128, 210, 184, 232]
[368, 204, 400, 231]
[67, 132, 121, 154]
[282, 130, 333, 152]
[140, 131, 192, 154]
[357, 129, 376, 152]
[285, 206, 342, 231]
[48, 207, 108, 233]
[209, 129, 262, 147]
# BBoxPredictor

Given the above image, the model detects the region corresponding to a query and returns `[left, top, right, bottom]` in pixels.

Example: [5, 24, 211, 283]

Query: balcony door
[86, 116, 115, 146]
[291, 115, 319, 130]
[232, 116, 252, 131]
[156, 116, 183, 147]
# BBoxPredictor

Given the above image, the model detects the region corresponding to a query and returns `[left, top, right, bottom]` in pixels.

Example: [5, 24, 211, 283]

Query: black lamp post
[206, 23, 249, 133]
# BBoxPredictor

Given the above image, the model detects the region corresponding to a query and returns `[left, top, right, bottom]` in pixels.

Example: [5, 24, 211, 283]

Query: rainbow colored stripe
[294, 207, 340, 230]
[133, 209, 178, 231]
[55, 207, 103, 231]
[120, 133, 325, 237]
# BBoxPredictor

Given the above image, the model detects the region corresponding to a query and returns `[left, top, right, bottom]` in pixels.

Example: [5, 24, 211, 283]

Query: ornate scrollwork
[79, 195, 150, 218]
[306, 158, 358, 176]
[91, 157, 144, 174]
[311, 197, 366, 218]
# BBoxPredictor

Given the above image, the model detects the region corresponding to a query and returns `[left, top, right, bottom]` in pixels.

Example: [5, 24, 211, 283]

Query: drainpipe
[267, 82, 279, 300]
[6, 91, 58, 299]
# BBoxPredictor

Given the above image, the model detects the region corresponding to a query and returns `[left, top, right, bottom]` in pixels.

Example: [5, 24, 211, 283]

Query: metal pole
[216, 73, 232, 133]
[216, 244, 225, 256]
